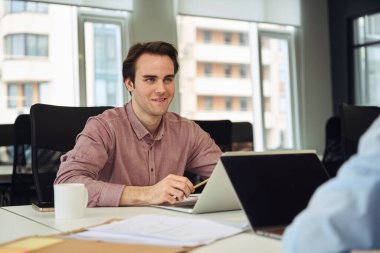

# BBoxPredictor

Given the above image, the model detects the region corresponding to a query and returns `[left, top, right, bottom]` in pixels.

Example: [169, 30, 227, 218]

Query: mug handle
[83, 187, 89, 208]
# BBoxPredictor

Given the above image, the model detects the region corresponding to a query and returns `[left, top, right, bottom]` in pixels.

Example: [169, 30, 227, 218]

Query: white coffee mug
[54, 183, 88, 219]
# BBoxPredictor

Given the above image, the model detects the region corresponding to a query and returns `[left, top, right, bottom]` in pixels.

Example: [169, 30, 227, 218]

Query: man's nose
[155, 80, 165, 93]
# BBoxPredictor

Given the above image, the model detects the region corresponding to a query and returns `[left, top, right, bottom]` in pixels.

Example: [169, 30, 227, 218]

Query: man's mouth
[152, 98, 167, 102]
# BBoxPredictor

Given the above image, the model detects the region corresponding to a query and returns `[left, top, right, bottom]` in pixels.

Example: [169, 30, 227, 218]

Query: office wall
[131, 0, 179, 112]
[297, 0, 332, 153]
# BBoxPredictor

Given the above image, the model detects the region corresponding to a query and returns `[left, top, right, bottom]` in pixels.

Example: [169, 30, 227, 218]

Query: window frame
[257, 29, 299, 150]
[77, 9, 130, 106]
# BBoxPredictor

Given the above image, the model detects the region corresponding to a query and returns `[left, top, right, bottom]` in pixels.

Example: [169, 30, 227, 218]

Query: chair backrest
[339, 103, 380, 160]
[30, 103, 113, 202]
[0, 124, 14, 206]
[0, 124, 14, 165]
[13, 115, 31, 172]
[193, 119, 232, 152]
[11, 114, 36, 205]
[231, 122, 254, 151]
[321, 116, 344, 177]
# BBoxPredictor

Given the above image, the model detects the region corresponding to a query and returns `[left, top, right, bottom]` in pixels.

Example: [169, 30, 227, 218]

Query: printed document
[69, 214, 244, 247]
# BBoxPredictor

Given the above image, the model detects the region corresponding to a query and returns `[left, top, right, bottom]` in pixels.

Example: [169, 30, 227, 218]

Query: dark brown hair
[122, 41, 179, 83]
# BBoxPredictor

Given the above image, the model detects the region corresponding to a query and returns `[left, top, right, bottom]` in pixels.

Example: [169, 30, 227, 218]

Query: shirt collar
[126, 102, 165, 141]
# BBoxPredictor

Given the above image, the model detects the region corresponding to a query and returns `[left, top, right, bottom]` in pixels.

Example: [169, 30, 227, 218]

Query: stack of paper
[69, 214, 244, 247]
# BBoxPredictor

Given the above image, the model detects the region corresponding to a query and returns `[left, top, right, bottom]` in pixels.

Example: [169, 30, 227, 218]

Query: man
[55, 41, 222, 207]
[282, 115, 380, 252]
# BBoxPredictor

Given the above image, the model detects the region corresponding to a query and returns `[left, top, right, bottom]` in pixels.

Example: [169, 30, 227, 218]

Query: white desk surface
[0, 208, 57, 243]
[1, 205, 281, 252]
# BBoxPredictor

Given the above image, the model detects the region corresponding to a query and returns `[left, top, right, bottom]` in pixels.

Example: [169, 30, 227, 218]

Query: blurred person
[282, 115, 380, 253]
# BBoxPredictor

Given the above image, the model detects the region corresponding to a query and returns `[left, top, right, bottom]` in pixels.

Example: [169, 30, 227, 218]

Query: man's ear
[125, 79, 134, 92]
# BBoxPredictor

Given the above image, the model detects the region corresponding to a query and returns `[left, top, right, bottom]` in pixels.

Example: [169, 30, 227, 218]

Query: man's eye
[145, 78, 155, 83]
[164, 78, 173, 83]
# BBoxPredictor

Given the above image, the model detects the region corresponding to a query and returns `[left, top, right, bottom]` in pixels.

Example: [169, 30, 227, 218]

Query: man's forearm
[119, 185, 151, 206]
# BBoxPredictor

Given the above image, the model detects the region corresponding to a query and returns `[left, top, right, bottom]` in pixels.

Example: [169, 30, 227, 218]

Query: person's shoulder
[165, 112, 197, 129]
[165, 112, 194, 123]
[94, 106, 128, 122]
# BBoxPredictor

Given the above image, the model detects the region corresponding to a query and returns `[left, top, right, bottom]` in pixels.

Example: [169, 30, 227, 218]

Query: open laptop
[152, 158, 241, 214]
[221, 150, 330, 239]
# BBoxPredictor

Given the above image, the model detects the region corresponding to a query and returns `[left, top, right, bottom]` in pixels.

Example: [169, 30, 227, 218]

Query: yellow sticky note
[3, 237, 62, 252]
[0, 248, 26, 253]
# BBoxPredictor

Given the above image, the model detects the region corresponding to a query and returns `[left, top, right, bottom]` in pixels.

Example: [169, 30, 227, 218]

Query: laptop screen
[221, 152, 330, 229]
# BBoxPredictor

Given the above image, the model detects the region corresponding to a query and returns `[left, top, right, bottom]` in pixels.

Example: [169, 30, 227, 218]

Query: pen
[194, 179, 209, 189]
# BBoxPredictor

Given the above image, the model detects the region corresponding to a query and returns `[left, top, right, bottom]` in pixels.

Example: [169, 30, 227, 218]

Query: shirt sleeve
[54, 117, 125, 207]
[282, 116, 380, 253]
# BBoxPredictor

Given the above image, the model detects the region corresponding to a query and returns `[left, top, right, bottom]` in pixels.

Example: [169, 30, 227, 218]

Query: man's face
[125, 53, 175, 121]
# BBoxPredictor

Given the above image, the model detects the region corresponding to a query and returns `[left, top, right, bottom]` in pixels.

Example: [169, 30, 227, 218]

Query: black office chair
[321, 116, 344, 177]
[30, 103, 113, 203]
[339, 103, 380, 161]
[193, 120, 233, 152]
[187, 120, 232, 191]
[0, 124, 14, 206]
[10, 114, 37, 205]
[231, 121, 254, 151]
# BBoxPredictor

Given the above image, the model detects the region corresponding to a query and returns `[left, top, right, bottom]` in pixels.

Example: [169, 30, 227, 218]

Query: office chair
[0, 124, 14, 163]
[231, 121, 254, 151]
[339, 103, 380, 160]
[10, 114, 37, 205]
[0, 124, 14, 206]
[187, 119, 232, 191]
[321, 116, 344, 177]
[30, 103, 113, 202]
[193, 119, 233, 152]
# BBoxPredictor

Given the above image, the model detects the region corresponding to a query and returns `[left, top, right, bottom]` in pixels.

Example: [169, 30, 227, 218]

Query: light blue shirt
[282, 115, 380, 253]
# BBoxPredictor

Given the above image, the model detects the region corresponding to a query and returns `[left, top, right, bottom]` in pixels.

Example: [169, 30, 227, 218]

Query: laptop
[221, 150, 330, 239]
[152, 158, 241, 214]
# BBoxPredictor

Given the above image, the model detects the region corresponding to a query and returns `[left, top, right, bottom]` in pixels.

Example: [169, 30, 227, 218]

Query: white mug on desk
[54, 183, 88, 219]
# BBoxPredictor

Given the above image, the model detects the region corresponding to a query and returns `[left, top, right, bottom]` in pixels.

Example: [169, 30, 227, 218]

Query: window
[353, 12, 380, 106]
[6, 82, 48, 108]
[79, 10, 128, 107]
[4, 0, 48, 14]
[0, 2, 130, 124]
[4, 34, 48, 57]
[203, 30, 211, 43]
[224, 32, 232, 44]
[239, 32, 248, 45]
[240, 97, 248, 111]
[259, 32, 294, 150]
[7, 84, 18, 108]
[225, 97, 232, 111]
[239, 64, 247, 78]
[204, 96, 213, 110]
[224, 64, 232, 77]
[204, 63, 212, 76]
[23, 83, 33, 107]
[178, 16, 298, 151]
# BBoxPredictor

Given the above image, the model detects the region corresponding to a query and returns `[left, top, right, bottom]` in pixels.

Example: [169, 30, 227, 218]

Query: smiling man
[54, 41, 222, 207]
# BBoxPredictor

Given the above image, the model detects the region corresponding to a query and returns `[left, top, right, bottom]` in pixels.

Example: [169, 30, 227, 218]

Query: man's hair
[122, 41, 179, 83]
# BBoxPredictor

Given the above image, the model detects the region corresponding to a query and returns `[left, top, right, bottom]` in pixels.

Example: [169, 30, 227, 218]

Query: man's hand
[119, 174, 195, 206]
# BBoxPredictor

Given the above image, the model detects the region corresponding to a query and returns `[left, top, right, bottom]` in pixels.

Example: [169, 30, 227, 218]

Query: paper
[1, 237, 62, 252]
[69, 214, 243, 247]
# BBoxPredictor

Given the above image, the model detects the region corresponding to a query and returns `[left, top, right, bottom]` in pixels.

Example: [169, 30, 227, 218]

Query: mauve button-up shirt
[54, 103, 222, 207]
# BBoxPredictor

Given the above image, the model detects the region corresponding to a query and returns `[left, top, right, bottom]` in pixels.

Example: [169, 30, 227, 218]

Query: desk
[0, 208, 57, 243]
[1, 206, 281, 252]
[1, 205, 281, 252]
